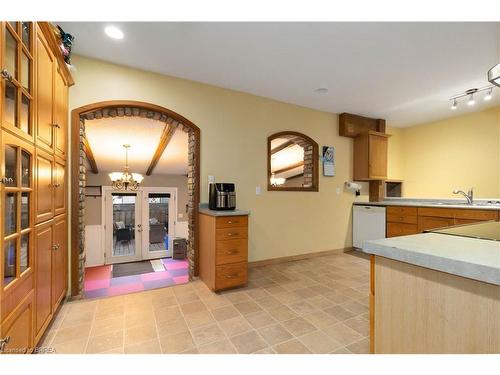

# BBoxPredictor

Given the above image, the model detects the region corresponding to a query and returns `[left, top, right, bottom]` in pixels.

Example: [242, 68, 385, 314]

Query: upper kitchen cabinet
[353, 131, 391, 181]
[1, 22, 34, 141]
[35, 23, 71, 159]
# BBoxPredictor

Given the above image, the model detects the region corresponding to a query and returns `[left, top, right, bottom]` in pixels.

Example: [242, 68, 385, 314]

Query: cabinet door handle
[1, 69, 13, 82]
[0, 336, 11, 353]
[227, 232, 238, 237]
[52, 244, 58, 251]
[226, 250, 238, 255]
[51, 123, 61, 129]
[225, 274, 238, 279]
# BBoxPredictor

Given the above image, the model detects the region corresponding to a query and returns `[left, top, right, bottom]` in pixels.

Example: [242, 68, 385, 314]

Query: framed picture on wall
[322, 146, 335, 177]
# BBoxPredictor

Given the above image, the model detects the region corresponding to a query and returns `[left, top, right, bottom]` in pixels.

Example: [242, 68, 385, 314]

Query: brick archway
[70, 100, 200, 297]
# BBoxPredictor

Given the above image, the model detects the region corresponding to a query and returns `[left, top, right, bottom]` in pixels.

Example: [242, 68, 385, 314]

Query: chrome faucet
[453, 188, 474, 205]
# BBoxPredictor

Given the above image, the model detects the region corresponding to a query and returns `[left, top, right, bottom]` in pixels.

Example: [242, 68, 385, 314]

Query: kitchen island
[361, 222, 500, 354]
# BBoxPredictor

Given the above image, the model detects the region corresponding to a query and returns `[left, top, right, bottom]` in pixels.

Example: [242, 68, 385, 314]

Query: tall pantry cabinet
[0, 22, 73, 354]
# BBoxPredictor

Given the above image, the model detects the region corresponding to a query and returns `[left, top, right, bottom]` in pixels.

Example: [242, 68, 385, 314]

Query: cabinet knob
[0, 69, 13, 82]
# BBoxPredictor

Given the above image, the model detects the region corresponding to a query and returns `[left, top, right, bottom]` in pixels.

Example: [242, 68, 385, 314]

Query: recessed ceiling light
[314, 87, 329, 94]
[104, 25, 124, 40]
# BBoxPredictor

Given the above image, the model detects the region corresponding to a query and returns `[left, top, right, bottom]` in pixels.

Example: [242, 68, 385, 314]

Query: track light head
[484, 88, 493, 101]
[467, 93, 475, 106]
[450, 99, 458, 110]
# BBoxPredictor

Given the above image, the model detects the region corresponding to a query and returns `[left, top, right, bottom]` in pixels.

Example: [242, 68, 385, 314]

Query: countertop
[361, 233, 500, 285]
[353, 198, 500, 210]
[198, 203, 250, 217]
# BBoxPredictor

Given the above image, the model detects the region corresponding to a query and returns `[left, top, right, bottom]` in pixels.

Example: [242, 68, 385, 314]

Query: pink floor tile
[173, 275, 189, 284]
[85, 278, 111, 291]
[108, 283, 145, 296]
[141, 271, 172, 282]
[163, 259, 188, 270]
[85, 265, 112, 281]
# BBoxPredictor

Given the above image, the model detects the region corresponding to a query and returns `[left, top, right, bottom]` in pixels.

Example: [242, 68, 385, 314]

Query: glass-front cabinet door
[1, 133, 34, 290]
[1, 22, 34, 140]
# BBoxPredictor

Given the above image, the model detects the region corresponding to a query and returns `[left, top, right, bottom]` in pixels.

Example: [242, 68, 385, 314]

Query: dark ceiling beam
[146, 121, 179, 176]
[271, 140, 295, 155]
[82, 136, 99, 174]
[272, 161, 304, 175]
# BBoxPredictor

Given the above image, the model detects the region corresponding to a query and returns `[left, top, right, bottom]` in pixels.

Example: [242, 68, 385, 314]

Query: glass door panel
[105, 191, 142, 264]
[4, 193, 18, 236]
[20, 234, 29, 274]
[4, 81, 17, 127]
[147, 193, 170, 254]
[5, 29, 17, 78]
[3, 239, 17, 287]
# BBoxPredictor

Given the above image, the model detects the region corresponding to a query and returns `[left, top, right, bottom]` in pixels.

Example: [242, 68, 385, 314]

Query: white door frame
[101, 186, 177, 264]
[141, 187, 177, 260]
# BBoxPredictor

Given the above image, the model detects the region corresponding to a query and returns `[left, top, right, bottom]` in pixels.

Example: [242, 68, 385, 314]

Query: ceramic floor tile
[344, 315, 369, 337]
[298, 330, 343, 354]
[160, 331, 195, 354]
[280, 317, 317, 337]
[125, 322, 157, 346]
[184, 310, 215, 329]
[324, 322, 364, 346]
[230, 330, 268, 354]
[244, 310, 277, 329]
[124, 338, 162, 354]
[86, 330, 124, 354]
[218, 316, 253, 337]
[346, 338, 370, 354]
[233, 301, 263, 315]
[257, 324, 293, 346]
[273, 339, 311, 354]
[211, 305, 240, 322]
[267, 305, 299, 322]
[191, 323, 226, 346]
[198, 339, 237, 354]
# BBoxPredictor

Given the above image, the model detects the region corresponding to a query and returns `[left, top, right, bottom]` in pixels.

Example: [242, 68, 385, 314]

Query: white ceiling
[84, 117, 188, 175]
[60, 22, 500, 127]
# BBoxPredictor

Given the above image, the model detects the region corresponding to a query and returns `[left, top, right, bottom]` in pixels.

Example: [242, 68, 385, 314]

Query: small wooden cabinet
[353, 131, 391, 181]
[199, 213, 249, 291]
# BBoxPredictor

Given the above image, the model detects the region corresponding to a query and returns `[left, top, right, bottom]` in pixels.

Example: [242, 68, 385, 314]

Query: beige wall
[69, 55, 368, 263]
[387, 107, 500, 198]
[84, 173, 188, 225]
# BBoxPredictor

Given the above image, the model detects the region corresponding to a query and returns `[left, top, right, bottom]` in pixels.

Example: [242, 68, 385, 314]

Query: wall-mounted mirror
[268, 131, 319, 191]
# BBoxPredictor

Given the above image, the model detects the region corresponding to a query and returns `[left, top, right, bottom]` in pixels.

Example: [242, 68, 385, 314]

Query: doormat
[112, 260, 156, 278]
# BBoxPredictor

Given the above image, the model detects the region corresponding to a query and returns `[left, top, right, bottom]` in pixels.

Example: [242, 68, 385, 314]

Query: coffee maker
[209, 183, 236, 210]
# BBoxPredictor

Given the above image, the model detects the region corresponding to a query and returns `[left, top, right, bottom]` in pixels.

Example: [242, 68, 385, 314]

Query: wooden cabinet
[386, 206, 418, 237]
[1, 22, 72, 354]
[385, 205, 500, 238]
[35, 29, 54, 153]
[353, 131, 391, 181]
[199, 213, 249, 291]
[34, 220, 53, 337]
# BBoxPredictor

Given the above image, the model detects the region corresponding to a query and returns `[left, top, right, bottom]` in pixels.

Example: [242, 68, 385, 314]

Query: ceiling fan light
[488, 63, 500, 87]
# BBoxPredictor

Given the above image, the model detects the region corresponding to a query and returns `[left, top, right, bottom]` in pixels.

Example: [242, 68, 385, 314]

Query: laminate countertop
[353, 198, 500, 210]
[361, 233, 500, 286]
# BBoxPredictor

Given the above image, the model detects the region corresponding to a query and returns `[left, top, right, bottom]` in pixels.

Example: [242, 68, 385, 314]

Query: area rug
[112, 260, 156, 278]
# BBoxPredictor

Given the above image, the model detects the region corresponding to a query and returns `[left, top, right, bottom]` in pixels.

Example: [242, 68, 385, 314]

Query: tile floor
[39, 251, 370, 354]
[84, 258, 189, 299]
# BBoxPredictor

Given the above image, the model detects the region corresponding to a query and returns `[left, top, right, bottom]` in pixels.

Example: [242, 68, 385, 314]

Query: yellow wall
[387, 107, 500, 198]
[69, 55, 368, 264]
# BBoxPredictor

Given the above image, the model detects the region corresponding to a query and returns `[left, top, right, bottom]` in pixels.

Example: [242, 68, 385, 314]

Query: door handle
[0, 336, 10, 353]
[1, 69, 13, 82]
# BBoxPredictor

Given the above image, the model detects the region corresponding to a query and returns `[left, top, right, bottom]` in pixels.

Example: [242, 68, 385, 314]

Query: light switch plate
[256, 186, 261, 195]
[208, 175, 215, 184]
[336, 187, 341, 195]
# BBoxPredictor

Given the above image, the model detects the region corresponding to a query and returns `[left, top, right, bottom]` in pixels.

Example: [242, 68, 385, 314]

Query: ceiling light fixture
[448, 86, 496, 110]
[484, 88, 493, 101]
[467, 93, 475, 106]
[104, 25, 124, 40]
[109, 145, 144, 190]
[314, 87, 329, 94]
[488, 63, 500, 87]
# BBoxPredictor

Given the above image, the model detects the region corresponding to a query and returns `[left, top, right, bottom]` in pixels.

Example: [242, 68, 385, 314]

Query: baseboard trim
[248, 247, 354, 268]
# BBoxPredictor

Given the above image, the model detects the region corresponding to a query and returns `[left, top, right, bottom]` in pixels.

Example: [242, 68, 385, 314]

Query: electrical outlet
[208, 175, 215, 184]
[256, 186, 261, 195]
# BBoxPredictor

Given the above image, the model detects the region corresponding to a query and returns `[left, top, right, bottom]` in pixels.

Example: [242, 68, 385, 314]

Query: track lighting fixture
[448, 85, 496, 111]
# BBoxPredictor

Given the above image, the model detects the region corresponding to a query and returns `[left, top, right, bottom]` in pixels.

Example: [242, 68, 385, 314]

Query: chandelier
[108, 144, 144, 191]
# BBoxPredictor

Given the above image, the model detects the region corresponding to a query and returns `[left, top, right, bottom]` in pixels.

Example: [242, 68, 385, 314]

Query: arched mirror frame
[267, 131, 319, 192]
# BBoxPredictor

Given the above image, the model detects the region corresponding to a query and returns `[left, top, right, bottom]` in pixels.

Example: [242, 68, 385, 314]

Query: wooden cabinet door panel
[54, 158, 66, 215]
[35, 33, 54, 152]
[1, 291, 34, 354]
[52, 216, 66, 310]
[216, 239, 248, 265]
[369, 133, 388, 179]
[35, 150, 54, 223]
[54, 68, 67, 159]
[387, 222, 418, 238]
[34, 220, 53, 335]
[215, 262, 248, 291]
[418, 216, 454, 232]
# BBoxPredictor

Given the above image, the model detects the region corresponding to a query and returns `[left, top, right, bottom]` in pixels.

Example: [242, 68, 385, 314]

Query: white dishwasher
[352, 205, 386, 249]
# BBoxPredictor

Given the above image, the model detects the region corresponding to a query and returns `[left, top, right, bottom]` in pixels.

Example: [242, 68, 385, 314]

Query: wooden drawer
[216, 215, 248, 229]
[417, 207, 455, 219]
[216, 226, 248, 241]
[387, 222, 418, 238]
[418, 216, 454, 232]
[215, 262, 247, 290]
[387, 213, 417, 224]
[453, 209, 498, 221]
[386, 206, 418, 216]
[216, 239, 248, 265]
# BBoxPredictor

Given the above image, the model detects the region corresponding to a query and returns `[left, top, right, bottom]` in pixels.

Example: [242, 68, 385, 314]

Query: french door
[103, 187, 176, 265]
